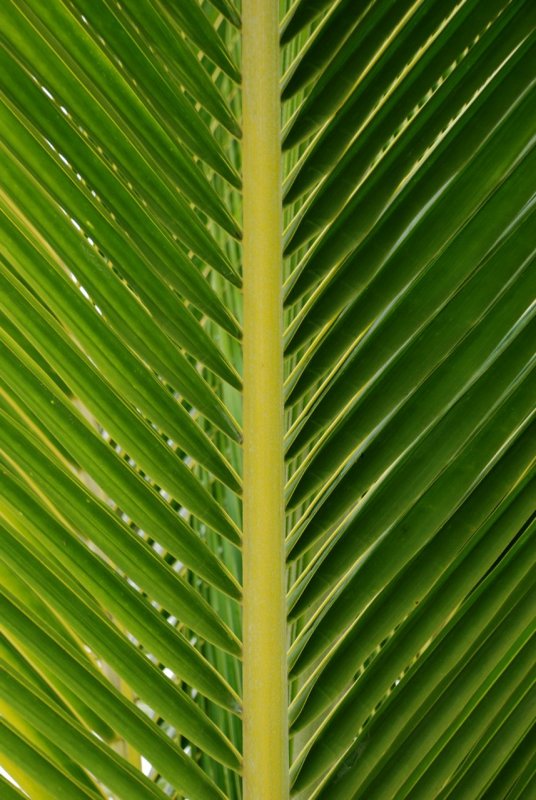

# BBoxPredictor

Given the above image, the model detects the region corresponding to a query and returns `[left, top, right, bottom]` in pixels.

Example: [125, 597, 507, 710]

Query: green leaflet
[478, 725, 536, 800]
[0, 326, 241, 544]
[397, 645, 535, 799]
[285, 35, 535, 316]
[281, 0, 334, 45]
[0, 254, 240, 492]
[0, 161, 239, 406]
[3, 0, 240, 236]
[292, 525, 536, 793]
[284, 0, 522, 195]
[0, 42, 242, 336]
[0, 412, 241, 651]
[0, 659, 216, 800]
[0, 102, 242, 387]
[71, 0, 241, 139]
[289, 286, 535, 563]
[289, 442, 536, 732]
[0, 8, 241, 274]
[0, 525, 241, 770]
[287, 191, 535, 497]
[1, 568, 116, 747]
[0, 467, 239, 710]
[283, 0, 378, 99]
[159, 0, 240, 82]
[0, 722, 101, 800]
[289, 339, 535, 670]
[0, 206, 241, 438]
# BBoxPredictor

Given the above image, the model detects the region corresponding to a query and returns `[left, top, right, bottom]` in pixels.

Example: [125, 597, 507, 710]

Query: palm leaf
[0, 1, 533, 798]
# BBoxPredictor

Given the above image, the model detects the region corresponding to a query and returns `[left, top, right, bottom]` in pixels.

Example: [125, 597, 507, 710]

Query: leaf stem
[242, 2, 288, 797]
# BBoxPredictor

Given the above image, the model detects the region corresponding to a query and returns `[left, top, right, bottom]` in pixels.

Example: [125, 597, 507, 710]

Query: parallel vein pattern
[1, 1, 244, 798]
[282, 0, 535, 796]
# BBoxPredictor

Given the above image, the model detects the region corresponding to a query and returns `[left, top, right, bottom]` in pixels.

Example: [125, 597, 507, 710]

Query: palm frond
[1, 1, 533, 798]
